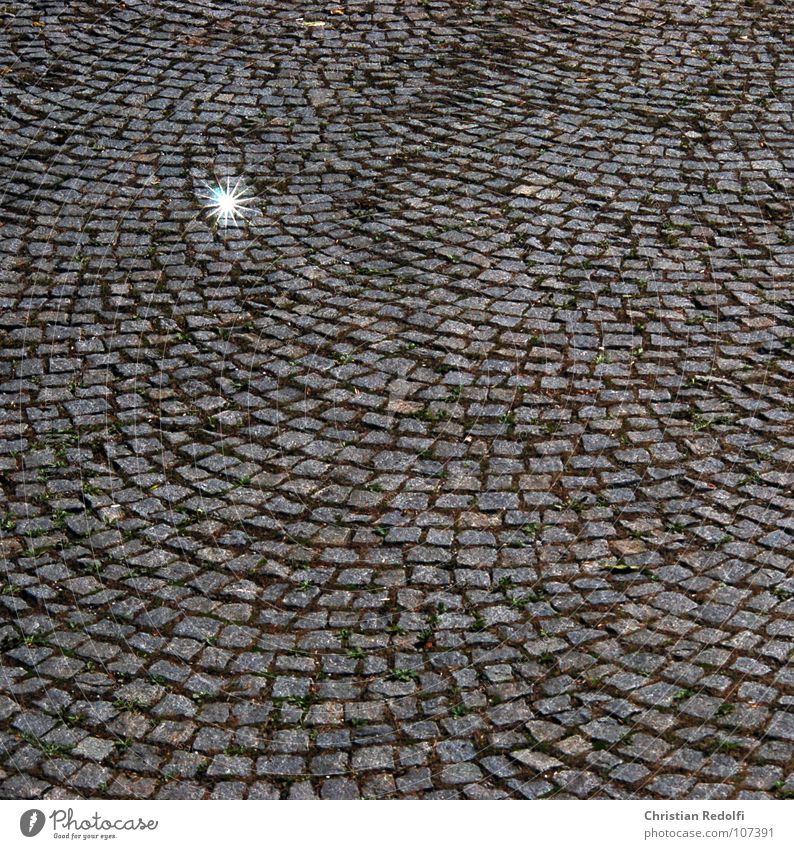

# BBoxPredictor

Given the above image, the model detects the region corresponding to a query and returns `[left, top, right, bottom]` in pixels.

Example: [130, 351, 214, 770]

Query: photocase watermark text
[19, 809, 160, 839]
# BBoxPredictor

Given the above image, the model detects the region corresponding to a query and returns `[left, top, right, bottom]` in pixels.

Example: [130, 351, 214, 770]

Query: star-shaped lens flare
[202, 177, 255, 227]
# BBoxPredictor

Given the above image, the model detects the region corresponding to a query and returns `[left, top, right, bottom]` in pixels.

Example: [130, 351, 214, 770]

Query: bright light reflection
[202, 177, 255, 227]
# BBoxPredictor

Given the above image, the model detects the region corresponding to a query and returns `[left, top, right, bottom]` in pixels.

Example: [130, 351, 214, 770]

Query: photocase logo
[20, 810, 45, 837]
[16, 808, 159, 839]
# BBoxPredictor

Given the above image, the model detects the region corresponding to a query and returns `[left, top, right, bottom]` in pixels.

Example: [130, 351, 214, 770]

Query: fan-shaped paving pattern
[1, 0, 793, 800]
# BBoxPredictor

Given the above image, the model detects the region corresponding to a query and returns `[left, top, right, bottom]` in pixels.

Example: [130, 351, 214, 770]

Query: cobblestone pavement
[1, 0, 793, 801]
